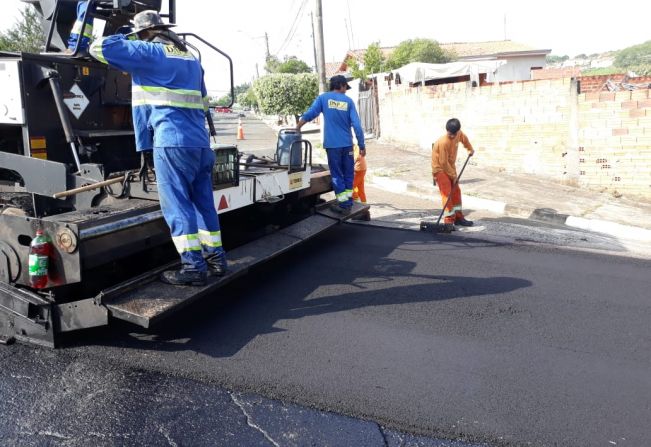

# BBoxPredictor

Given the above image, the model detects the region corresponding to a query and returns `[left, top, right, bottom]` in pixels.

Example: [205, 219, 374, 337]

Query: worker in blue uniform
[88, 10, 227, 286]
[296, 75, 365, 214]
[66, 0, 94, 53]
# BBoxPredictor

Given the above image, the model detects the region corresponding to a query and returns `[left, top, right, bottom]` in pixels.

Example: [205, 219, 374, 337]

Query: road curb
[366, 171, 651, 242]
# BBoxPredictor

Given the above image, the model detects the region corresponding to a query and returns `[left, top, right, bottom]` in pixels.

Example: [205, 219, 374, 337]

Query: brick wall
[533, 67, 582, 80]
[578, 74, 651, 93]
[377, 78, 651, 197]
[577, 90, 651, 193]
[377, 79, 575, 181]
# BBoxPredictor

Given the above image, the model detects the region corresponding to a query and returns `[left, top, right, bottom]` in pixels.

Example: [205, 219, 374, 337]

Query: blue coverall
[89, 35, 223, 273]
[67, 1, 94, 51]
[301, 92, 365, 208]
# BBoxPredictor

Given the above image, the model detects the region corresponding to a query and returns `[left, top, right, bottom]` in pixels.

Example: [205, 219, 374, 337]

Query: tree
[384, 38, 452, 70]
[253, 73, 318, 122]
[264, 55, 282, 73]
[348, 42, 386, 80]
[364, 43, 385, 75]
[237, 88, 258, 110]
[265, 55, 311, 74]
[277, 56, 311, 74]
[212, 83, 251, 107]
[614, 40, 651, 69]
[546, 54, 569, 64]
[0, 6, 43, 53]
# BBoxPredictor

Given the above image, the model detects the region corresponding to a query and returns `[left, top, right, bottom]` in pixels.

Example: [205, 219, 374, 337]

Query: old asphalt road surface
[2, 223, 650, 446]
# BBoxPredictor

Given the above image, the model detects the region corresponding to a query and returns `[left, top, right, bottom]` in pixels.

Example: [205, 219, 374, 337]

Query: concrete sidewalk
[249, 115, 651, 242]
[364, 140, 651, 242]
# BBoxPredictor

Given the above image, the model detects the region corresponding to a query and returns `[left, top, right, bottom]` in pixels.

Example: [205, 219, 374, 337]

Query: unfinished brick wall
[377, 78, 651, 197]
[578, 75, 651, 93]
[577, 90, 651, 193]
[377, 79, 574, 181]
[533, 67, 582, 80]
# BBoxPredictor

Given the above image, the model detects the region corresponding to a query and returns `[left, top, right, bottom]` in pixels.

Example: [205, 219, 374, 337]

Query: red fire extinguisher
[29, 229, 51, 289]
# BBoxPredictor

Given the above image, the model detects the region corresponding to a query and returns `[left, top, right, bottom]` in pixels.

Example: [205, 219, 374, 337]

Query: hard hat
[132, 10, 176, 34]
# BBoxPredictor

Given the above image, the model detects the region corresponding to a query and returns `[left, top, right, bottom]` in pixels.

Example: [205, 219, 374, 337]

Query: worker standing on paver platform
[431, 118, 475, 233]
[88, 10, 227, 286]
[296, 75, 365, 214]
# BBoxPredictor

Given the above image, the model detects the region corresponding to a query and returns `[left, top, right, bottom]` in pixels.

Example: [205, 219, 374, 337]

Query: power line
[274, 0, 306, 56]
[274, 0, 308, 57]
[347, 0, 357, 49]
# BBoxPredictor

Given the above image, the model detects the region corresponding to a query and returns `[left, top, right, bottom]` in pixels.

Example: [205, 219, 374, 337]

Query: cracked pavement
[0, 345, 484, 446]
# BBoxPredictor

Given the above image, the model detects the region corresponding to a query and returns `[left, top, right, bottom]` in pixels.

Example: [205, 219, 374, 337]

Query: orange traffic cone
[237, 118, 245, 140]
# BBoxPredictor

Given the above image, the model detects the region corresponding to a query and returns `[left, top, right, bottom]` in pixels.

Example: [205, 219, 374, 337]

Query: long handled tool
[420, 153, 472, 234]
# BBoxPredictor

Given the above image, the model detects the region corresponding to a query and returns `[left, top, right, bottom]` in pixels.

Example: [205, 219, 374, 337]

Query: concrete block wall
[377, 79, 574, 182]
[377, 78, 651, 197]
[577, 89, 651, 194]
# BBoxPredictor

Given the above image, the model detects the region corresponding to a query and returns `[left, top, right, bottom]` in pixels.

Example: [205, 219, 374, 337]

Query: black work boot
[329, 203, 351, 215]
[160, 269, 207, 286]
[454, 217, 474, 227]
[206, 252, 228, 277]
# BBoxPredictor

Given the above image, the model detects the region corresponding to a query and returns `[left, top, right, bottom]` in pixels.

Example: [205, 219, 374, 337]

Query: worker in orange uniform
[352, 143, 371, 220]
[431, 118, 475, 233]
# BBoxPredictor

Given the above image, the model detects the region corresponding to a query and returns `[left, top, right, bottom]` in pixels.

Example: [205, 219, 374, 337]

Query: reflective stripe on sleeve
[132, 85, 204, 110]
[71, 20, 93, 39]
[89, 38, 107, 64]
[198, 230, 222, 248]
[172, 234, 202, 253]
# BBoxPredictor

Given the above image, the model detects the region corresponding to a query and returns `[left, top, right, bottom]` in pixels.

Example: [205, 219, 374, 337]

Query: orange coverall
[352, 144, 367, 203]
[431, 131, 474, 224]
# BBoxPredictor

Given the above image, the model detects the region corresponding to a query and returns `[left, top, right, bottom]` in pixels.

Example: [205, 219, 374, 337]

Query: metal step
[103, 202, 369, 328]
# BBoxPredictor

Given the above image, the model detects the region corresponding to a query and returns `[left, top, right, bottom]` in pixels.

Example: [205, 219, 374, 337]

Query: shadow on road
[65, 227, 532, 356]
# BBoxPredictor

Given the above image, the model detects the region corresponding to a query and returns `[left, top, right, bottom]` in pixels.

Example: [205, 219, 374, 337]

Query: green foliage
[363, 42, 385, 75]
[265, 55, 282, 73]
[349, 42, 387, 80]
[265, 55, 311, 74]
[627, 65, 651, 76]
[237, 88, 258, 109]
[277, 56, 311, 74]
[384, 38, 451, 70]
[580, 67, 625, 76]
[253, 73, 318, 116]
[212, 83, 250, 107]
[546, 54, 569, 64]
[615, 40, 651, 68]
[0, 6, 43, 53]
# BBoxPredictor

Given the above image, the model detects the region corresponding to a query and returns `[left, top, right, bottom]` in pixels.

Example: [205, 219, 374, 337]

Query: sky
[1, 0, 650, 97]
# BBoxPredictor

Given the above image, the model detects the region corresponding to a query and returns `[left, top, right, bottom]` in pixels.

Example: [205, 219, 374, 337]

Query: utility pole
[314, 0, 327, 93]
[264, 32, 270, 59]
[310, 12, 318, 73]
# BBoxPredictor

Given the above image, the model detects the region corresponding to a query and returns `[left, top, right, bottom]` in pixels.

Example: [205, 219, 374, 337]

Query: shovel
[420, 153, 472, 234]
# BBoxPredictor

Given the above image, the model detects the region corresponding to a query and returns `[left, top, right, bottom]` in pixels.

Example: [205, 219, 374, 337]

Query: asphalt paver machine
[0, 0, 367, 347]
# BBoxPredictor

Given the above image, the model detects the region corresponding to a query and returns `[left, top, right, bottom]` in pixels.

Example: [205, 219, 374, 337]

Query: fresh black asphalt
[1, 225, 650, 446]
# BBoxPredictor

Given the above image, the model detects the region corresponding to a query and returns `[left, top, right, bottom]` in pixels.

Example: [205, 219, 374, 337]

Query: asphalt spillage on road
[0, 347, 485, 447]
[2, 225, 651, 446]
